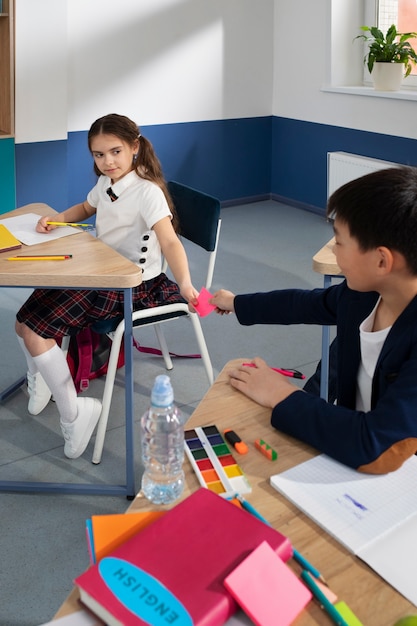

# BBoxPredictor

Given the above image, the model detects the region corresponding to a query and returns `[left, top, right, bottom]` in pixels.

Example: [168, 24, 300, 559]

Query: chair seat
[92, 310, 189, 336]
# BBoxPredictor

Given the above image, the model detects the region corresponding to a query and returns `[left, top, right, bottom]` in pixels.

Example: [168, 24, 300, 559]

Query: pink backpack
[64, 328, 125, 393]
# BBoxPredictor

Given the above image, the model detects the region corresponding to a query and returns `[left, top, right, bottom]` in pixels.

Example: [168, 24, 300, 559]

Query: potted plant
[355, 24, 417, 91]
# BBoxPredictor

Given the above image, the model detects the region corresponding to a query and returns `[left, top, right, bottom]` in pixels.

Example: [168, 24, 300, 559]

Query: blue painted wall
[15, 140, 68, 211]
[271, 117, 417, 214]
[13, 116, 417, 213]
[16, 117, 272, 210]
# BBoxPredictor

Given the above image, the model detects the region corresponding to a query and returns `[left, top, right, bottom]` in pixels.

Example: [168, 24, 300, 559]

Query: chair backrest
[167, 181, 221, 252]
[167, 181, 221, 289]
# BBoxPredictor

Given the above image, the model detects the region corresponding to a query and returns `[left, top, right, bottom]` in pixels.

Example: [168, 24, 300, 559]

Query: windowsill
[321, 84, 417, 100]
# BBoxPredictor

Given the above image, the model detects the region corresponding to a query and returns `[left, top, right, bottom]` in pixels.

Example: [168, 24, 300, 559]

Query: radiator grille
[327, 152, 399, 197]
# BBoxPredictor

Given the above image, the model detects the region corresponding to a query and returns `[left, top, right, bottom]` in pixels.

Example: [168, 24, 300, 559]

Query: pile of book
[74, 488, 312, 626]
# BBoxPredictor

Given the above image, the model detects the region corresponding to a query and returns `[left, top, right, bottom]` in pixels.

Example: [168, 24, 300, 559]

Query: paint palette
[184, 425, 252, 498]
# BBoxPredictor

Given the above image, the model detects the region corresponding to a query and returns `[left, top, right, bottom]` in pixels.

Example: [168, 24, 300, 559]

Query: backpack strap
[132, 337, 201, 359]
[73, 328, 94, 392]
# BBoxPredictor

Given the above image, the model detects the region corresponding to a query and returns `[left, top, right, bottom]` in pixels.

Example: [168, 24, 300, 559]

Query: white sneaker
[27, 372, 52, 416]
[60, 397, 102, 459]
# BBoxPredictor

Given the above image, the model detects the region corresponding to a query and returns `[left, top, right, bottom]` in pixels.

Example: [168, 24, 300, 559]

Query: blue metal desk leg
[320, 274, 332, 401]
[0, 285, 136, 496]
[123, 287, 136, 499]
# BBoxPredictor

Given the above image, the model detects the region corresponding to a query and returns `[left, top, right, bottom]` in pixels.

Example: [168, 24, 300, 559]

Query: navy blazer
[234, 281, 417, 473]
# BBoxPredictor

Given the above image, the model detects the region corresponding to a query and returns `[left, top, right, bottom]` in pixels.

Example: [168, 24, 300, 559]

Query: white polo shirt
[87, 171, 172, 281]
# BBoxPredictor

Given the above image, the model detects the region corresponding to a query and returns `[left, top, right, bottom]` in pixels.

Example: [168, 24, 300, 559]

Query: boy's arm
[233, 287, 342, 327]
[271, 371, 417, 474]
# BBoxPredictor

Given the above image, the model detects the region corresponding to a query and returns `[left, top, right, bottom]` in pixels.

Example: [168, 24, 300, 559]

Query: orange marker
[224, 429, 248, 454]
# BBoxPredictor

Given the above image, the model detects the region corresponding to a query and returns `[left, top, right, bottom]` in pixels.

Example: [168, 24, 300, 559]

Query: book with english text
[74, 488, 292, 626]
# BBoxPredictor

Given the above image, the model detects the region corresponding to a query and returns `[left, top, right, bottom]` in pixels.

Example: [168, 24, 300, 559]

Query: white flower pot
[372, 62, 404, 91]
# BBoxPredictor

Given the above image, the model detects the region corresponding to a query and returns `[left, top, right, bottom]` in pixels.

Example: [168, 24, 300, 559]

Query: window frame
[324, 0, 417, 98]
[362, 0, 417, 89]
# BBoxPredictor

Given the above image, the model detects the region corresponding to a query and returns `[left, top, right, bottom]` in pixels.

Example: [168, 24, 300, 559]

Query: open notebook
[0, 213, 79, 245]
[271, 454, 417, 607]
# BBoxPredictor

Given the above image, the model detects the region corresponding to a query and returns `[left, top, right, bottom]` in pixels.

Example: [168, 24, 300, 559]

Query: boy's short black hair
[327, 166, 417, 275]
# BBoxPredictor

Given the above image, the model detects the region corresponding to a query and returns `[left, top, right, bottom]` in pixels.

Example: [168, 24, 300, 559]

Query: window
[325, 0, 417, 98]
[365, 0, 417, 84]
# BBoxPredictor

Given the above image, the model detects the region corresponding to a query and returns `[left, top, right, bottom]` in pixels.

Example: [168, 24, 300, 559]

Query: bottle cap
[151, 374, 174, 407]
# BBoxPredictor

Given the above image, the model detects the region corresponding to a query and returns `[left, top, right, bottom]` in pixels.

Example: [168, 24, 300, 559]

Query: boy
[210, 167, 417, 474]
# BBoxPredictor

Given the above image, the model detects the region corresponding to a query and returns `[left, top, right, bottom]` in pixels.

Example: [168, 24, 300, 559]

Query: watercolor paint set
[184, 425, 252, 498]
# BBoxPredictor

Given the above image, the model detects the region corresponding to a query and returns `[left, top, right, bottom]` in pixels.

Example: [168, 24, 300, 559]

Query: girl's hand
[36, 216, 57, 233]
[228, 357, 300, 408]
[180, 284, 199, 311]
[209, 289, 236, 314]
[36, 203, 95, 233]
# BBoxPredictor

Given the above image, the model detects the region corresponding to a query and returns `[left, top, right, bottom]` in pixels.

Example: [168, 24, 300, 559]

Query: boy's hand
[209, 289, 236, 314]
[228, 357, 300, 408]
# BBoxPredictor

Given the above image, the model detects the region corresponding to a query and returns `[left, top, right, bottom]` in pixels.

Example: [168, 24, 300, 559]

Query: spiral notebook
[270, 454, 417, 607]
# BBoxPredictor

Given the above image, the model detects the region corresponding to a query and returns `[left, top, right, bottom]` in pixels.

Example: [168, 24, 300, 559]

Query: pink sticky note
[224, 541, 312, 626]
[194, 287, 216, 317]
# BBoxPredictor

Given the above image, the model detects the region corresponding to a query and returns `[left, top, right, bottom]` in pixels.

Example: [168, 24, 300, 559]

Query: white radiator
[327, 152, 399, 197]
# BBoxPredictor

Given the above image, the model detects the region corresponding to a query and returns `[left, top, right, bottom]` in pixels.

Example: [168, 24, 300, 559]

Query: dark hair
[88, 113, 178, 228]
[327, 166, 417, 274]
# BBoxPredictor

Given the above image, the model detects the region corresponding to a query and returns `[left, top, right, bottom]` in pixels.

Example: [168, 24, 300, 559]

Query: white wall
[15, 0, 274, 142]
[272, 0, 417, 140]
[16, 0, 417, 145]
[15, 0, 68, 143]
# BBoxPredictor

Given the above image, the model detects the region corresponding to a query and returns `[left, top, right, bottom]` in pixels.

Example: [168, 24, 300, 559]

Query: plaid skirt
[16, 273, 185, 339]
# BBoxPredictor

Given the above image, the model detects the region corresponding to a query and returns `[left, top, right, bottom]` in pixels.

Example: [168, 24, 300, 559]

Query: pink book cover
[224, 541, 312, 626]
[74, 489, 292, 626]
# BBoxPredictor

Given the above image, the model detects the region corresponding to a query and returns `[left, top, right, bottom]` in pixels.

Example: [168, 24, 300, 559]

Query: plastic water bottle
[140, 375, 186, 504]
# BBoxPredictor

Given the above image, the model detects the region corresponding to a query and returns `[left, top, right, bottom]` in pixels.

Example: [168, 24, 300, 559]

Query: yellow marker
[7, 256, 71, 261]
[46, 221, 90, 227]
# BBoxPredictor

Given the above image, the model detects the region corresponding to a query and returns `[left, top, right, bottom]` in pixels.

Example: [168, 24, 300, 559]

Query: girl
[16, 113, 199, 460]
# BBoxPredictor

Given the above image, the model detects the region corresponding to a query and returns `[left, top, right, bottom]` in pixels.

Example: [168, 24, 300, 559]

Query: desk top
[54, 360, 415, 626]
[312, 237, 343, 277]
[0, 204, 142, 288]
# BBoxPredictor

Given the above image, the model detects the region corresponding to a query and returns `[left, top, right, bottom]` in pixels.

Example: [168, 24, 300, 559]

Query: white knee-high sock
[33, 344, 78, 423]
[16, 335, 37, 375]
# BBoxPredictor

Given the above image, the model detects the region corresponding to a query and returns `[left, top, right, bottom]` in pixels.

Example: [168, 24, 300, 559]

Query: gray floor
[0, 200, 335, 626]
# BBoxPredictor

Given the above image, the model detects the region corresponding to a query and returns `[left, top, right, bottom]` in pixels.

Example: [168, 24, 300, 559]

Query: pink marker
[242, 362, 305, 380]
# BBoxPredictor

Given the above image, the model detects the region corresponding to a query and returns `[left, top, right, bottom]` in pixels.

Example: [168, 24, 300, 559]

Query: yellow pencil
[7, 256, 71, 261]
[46, 221, 91, 227]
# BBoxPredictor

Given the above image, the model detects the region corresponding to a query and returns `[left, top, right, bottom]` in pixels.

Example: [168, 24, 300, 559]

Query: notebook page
[358, 514, 417, 606]
[270, 454, 417, 554]
[0, 213, 80, 245]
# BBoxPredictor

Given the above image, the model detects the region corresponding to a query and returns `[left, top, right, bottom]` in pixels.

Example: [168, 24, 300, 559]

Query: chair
[64, 181, 222, 464]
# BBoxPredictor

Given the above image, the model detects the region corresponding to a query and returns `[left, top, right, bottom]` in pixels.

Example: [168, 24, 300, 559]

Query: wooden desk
[54, 359, 415, 626]
[312, 237, 342, 400]
[0, 203, 143, 497]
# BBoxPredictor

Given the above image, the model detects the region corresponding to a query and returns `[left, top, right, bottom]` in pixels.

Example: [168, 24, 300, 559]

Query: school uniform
[16, 173, 184, 338]
[234, 281, 417, 474]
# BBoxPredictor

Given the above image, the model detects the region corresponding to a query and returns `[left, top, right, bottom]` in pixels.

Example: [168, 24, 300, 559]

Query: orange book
[87, 511, 165, 564]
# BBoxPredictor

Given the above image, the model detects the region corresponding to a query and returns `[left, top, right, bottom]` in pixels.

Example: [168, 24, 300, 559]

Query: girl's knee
[15, 319, 24, 337]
